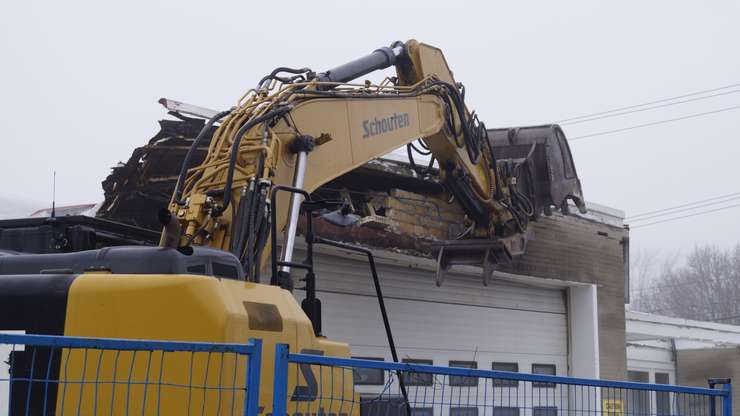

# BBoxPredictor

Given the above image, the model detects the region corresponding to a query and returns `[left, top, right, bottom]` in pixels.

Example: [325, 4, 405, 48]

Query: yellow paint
[603, 399, 624, 416]
[172, 39, 506, 259]
[59, 273, 357, 415]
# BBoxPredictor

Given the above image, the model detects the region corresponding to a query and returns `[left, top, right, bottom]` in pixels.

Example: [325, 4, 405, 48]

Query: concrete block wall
[502, 214, 628, 380]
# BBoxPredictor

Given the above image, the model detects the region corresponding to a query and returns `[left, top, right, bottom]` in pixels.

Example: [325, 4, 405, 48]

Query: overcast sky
[1, 0, 738, 258]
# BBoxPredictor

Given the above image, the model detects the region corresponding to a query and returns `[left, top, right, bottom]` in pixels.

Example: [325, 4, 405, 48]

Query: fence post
[245, 339, 263, 416]
[723, 382, 733, 416]
[272, 344, 290, 416]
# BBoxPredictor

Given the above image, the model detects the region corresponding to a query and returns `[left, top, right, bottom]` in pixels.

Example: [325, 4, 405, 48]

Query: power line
[557, 82, 740, 123]
[568, 104, 740, 141]
[561, 89, 740, 126]
[628, 191, 740, 219]
[630, 202, 740, 229]
[628, 194, 740, 222]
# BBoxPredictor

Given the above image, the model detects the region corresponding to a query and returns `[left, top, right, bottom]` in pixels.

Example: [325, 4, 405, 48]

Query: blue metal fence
[272, 345, 732, 416]
[1, 336, 732, 416]
[0, 333, 262, 416]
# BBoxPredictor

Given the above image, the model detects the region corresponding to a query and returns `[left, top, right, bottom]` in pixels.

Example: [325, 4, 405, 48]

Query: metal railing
[1, 336, 732, 416]
[272, 345, 732, 416]
[0, 333, 262, 416]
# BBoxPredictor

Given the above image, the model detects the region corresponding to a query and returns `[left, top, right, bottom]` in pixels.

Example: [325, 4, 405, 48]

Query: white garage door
[294, 250, 568, 379]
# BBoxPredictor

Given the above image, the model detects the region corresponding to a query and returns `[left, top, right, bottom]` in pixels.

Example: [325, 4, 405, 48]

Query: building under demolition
[93, 114, 630, 382]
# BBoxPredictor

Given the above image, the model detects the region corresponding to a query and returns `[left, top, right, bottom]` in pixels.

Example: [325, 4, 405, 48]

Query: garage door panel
[293, 251, 568, 379]
[301, 251, 565, 315]
[310, 291, 567, 356]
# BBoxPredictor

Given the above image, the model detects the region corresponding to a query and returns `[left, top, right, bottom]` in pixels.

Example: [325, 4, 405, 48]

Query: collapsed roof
[98, 115, 627, 283]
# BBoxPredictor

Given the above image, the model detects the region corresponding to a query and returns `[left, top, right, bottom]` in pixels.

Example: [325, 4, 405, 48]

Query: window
[533, 407, 557, 416]
[449, 361, 478, 386]
[411, 408, 434, 416]
[627, 371, 650, 416]
[492, 407, 519, 416]
[627, 370, 649, 382]
[402, 359, 433, 386]
[532, 364, 556, 388]
[186, 264, 206, 274]
[492, 362, 519, 387]
[360, 395, 407, 416]
[655, 372, 671, 416]
[655, 372, 670, 384]
[451, 408, 478, 416]
[212, 262, 239, 279]
[353, 357, 385, 385]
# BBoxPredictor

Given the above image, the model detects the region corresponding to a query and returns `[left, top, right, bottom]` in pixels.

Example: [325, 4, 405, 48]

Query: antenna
[51, 170, 56, 218]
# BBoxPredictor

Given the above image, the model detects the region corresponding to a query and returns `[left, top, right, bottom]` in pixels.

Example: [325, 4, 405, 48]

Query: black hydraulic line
[440, 82, 481, 164]
[408, 139, 432, 156]
[244, 183, 269, 281]
[217, 107, 292, 215]
[174, 109, 232, 205]
[240, 126, 273, 279]
[231, 180, 256, 256]
[477, 117, 503, 200]
[258, 67, 312, 89]
[406, 143, 435, 175]
[312, 236, 411, 416]
[252, 185, 271, 283]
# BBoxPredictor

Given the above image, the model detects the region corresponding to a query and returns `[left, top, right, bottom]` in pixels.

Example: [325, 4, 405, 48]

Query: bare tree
[628, 248, 661, 311]
[631, 244, 740, 324]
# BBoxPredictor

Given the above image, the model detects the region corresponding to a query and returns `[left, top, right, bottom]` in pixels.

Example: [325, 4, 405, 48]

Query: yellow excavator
[0, 40, 585, 414]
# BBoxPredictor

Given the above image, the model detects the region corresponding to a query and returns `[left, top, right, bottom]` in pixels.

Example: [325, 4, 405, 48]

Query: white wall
[568, 285, 600, 378]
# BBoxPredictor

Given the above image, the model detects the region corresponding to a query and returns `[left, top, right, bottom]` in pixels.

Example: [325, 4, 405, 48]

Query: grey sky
[1, 0, 738, 257]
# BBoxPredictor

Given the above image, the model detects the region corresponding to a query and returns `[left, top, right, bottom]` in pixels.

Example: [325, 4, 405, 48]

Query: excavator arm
[165, 39, 585, 285]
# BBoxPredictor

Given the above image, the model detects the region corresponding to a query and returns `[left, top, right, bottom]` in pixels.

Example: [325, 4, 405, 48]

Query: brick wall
[375, 188, 467, 241]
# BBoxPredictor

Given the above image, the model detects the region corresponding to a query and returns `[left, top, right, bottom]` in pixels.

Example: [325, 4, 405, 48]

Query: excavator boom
[167, 39, 585, 286]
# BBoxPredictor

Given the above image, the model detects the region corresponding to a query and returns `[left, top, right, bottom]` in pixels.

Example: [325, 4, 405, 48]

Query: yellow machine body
[57, 273, 356, 415]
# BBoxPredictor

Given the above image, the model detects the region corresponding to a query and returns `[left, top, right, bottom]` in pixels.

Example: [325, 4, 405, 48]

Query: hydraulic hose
[217, 106, 292, 215]
[174, 109, 232, 205]
[257, 67, 312, 90]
